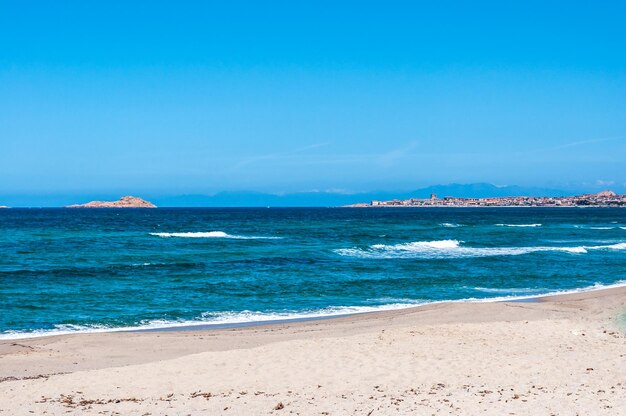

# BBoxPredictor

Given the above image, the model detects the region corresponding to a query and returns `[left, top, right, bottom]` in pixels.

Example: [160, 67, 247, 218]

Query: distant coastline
[346, 190, 626, 208]
[4, 189, 626, 209]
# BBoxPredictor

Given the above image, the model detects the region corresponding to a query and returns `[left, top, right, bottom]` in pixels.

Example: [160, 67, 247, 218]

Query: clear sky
[1, 0, 626, 198]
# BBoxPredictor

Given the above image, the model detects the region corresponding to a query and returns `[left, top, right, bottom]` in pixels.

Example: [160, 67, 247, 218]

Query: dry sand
[1, 287, 625, 415]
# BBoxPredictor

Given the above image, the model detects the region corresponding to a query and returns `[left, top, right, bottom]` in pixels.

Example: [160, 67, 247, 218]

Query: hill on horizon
[153, 183, 580, 207]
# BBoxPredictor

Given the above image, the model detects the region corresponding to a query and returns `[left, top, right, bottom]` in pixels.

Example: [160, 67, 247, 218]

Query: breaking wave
[440, 223, 463, 228]
[574, 225, 626, 230]
[334, 240, 626, 259]
[496, 223, 542, 227]
[472, 287, 552, 294]
[150, 231, 282, 240]
[0, 302, 425, 340]
[3, 280, 625, 340]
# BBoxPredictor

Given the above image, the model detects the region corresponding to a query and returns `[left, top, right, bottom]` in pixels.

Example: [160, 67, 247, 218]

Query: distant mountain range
[0, 183, 602, 208]
[152, 184, 581, 207]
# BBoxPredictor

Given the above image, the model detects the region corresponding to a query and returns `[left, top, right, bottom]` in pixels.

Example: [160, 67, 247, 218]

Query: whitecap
[371, 239, 460, 250]
[472, 287, 550, 294]
[440, 223, 462, 228]
[334, 239, 605, 259]
[573, 225, 626, 230]
[586, 242, 626, 251]
[496, 223, 542, 227]
[150, 231, 282, 240]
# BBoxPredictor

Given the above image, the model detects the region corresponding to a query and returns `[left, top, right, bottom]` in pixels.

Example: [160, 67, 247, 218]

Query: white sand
[1, 286, 625, 415]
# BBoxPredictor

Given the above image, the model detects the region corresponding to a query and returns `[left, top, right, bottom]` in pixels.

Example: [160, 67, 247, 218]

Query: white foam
[472, 287, 552, 294]
[440, 223, 462, 228]
[455, 280, 626, 305]
[469, 280, 626, 301]
[574, 225, 626, 230]
[3, 280, 625, 340]
[586, 242, 626, 251]
[371, 239, 460, 251]
[544, 239, 623, 245]
[150, 231, 281, 240]
[334, 239, 626, 259]
[496, 223, 542, 227]
[0, 302, 426, 340]
[555, 246, 588, 254]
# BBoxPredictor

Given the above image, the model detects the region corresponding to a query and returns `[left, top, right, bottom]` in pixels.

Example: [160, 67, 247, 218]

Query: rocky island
[66, 196, 157, 208]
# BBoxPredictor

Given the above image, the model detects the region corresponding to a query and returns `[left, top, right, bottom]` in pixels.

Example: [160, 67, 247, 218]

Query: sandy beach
[1, 287, 625, 415]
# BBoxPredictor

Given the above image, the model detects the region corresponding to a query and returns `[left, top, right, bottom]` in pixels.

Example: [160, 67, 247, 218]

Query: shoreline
[1, 284, 624, 414]
[2, 280, 624, 341]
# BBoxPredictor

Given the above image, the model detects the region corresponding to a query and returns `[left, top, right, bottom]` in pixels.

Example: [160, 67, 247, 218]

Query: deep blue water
[1, 207, 625, 338]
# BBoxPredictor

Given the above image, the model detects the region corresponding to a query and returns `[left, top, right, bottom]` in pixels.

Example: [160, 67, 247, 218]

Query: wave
[3, 280, 625, 340]
[574, 225, 626, 230]
[543, 239, 623, 244]
[590, 242, 626, 250]
[150, 231, 282, 240]
[472, 287, 552, 294]
[460, 280, 626, 303]
[0, 302, 426, 340]
[574, 225, 624, 230]
[496, 223, 542, 227]
[334, 239, 626, 259]
[440, 223, 463, 228]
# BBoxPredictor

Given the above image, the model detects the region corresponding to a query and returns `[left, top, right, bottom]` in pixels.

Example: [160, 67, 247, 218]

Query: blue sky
[1, 0, 626, 199]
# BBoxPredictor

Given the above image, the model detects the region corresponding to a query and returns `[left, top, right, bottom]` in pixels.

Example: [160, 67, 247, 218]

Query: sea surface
[1, 207, 625, 339]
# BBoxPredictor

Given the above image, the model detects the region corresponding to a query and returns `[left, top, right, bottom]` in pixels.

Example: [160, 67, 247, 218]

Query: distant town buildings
[348, 190, 626, 208]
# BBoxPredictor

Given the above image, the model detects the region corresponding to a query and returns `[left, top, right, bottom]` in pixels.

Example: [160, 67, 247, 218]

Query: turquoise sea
[1, 207, 625, 339]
